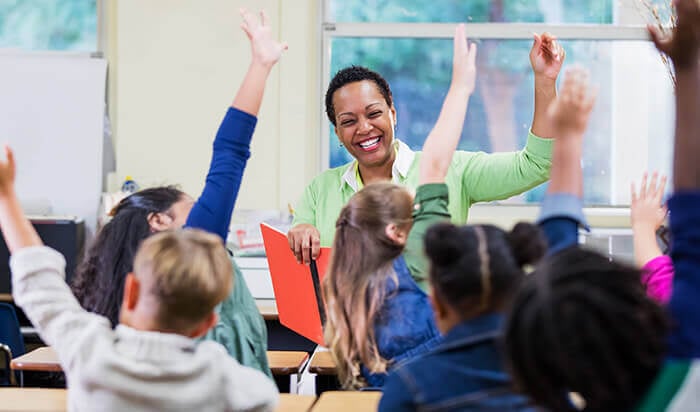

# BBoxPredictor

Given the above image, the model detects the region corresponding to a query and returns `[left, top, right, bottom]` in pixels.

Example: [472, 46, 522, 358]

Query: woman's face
[332, 80, 397, 168]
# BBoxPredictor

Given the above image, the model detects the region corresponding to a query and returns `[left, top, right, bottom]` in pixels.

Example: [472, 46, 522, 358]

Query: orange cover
[260, 223, 331, 345]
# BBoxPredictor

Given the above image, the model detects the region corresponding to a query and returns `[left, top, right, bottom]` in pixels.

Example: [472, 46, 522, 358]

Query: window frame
[319, 1, 670, 212]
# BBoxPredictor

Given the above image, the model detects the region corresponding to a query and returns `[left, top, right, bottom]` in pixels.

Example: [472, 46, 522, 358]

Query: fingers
[288, 225, 320, 264]
[657, 175, 668, 202]
[531, 33, 542, 54]
[647, 24, 671, 54]
[311, 236, 321, 261]
[453, 23, 467, 55]
[4, 145, 14, 169]
[260, 10, 269, 27]
[630, 181, 638, 204]
[468, 42, 477, 66]
[640, 172, 649, 198]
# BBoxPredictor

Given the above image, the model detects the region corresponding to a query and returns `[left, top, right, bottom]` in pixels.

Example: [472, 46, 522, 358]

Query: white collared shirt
[340, 139, 417, 192]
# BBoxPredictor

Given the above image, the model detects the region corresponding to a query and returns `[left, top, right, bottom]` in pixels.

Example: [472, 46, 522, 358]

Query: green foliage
[0, 0, 97, 51]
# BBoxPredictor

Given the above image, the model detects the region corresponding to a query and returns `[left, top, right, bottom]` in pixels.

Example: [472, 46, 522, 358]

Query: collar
[435, 313, 503, 352]
[114, 324, 197, 361]
[340, 139, 416, 192]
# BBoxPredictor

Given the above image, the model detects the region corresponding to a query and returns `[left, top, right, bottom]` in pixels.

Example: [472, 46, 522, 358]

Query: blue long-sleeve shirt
[185, 108, 257, 241]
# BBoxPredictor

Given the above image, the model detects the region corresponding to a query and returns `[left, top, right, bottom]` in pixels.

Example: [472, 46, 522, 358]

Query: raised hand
[631, 172, 668, 232]
[452, 23, 478, 95]
[546, 67, 597, 139]
[648, 0, 700, 69]
[530, 32, 565, 81]
[240, 8, 288, 69]
[0, 145, 16, 196]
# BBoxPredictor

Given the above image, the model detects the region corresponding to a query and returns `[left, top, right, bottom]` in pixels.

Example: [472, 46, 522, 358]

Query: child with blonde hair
[5, 155, 277, 412]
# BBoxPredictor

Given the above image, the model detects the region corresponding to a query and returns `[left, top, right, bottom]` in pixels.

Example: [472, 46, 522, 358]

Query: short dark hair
[425, 222, 546, 318]
[504, 247, 668, 412]
[325, 65, 393, 126]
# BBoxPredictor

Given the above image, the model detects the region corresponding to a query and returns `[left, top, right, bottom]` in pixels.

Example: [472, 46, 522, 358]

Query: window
[322, 0, 675, 206]
[0, 0, 98, 51]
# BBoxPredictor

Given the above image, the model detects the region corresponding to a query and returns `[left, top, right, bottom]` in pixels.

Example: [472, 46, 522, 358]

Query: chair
[0, 303, 25, 386]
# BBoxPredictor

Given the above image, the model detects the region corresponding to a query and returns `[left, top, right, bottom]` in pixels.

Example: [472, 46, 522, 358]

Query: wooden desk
[311, 391, 381, 412]
[275, 394, 317, 412]
[10, 346, 60, 372]
[0, 293, 11, 302]
[0, 388, 67, 411]
[268, 351, 309, 375]
[309, 351, 336, 375]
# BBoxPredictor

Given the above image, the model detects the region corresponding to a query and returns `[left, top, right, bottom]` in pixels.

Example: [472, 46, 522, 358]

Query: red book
[260, 223, 331, 345]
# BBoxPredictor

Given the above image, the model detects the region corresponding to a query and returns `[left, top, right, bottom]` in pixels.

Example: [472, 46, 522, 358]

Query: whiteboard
[0, 52, 107, 234]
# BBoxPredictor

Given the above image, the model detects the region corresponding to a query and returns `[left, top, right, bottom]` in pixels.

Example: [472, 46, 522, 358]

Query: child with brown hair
[322, 23, 478, 389]
[4, 144, 278, 410]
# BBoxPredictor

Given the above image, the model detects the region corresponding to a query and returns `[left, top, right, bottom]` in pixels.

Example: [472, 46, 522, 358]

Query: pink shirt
[642, 255, 674, 304]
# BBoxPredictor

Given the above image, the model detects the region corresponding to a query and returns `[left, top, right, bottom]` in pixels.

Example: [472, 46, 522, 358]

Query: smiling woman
[288, 33, 563, 264]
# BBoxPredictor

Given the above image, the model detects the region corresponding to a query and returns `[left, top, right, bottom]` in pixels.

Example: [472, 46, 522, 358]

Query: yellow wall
[107, 0, 320, 212]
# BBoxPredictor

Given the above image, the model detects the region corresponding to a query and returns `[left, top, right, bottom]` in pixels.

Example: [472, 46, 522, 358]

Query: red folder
[260, 223, 331, 345]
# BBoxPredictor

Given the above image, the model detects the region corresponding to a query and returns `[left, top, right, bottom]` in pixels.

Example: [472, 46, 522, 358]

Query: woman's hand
[530, 32, 565, 81]
[240, 8, 288, 69]
[287, 223, 321, 264]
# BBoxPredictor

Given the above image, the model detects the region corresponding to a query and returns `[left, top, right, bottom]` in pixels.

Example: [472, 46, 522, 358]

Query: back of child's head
[73, 186, 186, 326]
[133, 228, 232, 333]
[324, 182, 413, 389]
[425, 222, 545, 317]
[504, 247, 668, 412]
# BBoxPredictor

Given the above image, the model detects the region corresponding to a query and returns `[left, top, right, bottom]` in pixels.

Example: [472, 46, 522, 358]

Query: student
[70, 9, 286, 375]
[1, 150, 277, 410]
[288, 33, 566, 265]
[631, 172, 673, 303]
[322, 24, 477, 389]
[378, 221, 545, 409]
[504, 3, 700, 408]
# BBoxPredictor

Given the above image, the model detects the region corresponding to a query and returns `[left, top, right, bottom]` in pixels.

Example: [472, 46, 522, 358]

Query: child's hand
[0, 146, 16, 196]
[649, 0, 700, 70]
[546, 67, 597, 138]
[631, 172, 668, 232]
[451, 23, 477, 95]
[530, 32, 565, 81]
[240, 9, 288, 69]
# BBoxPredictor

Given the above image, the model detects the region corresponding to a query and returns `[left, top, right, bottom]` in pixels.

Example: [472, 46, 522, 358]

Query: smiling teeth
[359, 138, 380, 148]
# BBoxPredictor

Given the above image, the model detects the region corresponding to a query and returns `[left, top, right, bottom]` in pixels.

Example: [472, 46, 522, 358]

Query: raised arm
[404, 24, 476, 289]
[631, 172, 668, 267]
[420, 23, 477, 184]
[0, 147, 41, 252]
[0, 146, 111, 372]
[649, 0, 700, 357]
[186, 9, 287, 240]
[537, 67, 596, 254]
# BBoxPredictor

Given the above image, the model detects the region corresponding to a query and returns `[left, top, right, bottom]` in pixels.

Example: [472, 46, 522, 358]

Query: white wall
[108, 0, 320, 213]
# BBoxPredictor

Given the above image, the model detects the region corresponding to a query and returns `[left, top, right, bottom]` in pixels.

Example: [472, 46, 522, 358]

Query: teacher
[289, 33, 565, 264]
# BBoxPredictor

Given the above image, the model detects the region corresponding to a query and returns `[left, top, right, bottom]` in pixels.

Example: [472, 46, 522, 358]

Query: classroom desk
[308, 350, 340, 395]
[0, 389, 314, 412]
[311, 391, 382, 412]
[275, 394, 317, 412]
[256, 299, 279, 321]
[0, 388, 67, 411]
[0, 293, 11, 302]
[268, 350, 309, 394]
[10, 346, 60, 372]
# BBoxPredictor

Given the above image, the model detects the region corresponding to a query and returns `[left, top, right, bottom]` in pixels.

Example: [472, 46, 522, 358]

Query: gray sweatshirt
[11, 246, 279, 412]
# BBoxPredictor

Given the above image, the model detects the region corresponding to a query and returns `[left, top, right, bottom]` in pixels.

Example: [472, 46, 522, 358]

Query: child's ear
[123, 273, 140, 311]
[188, 312, 218, 339]
[147, 212, 173, 233]
[385, 223, 408, 245]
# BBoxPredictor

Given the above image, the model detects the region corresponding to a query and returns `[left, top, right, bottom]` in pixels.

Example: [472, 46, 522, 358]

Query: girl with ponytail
[379, 221, 545, 411]
[322, 24, 477, 389]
